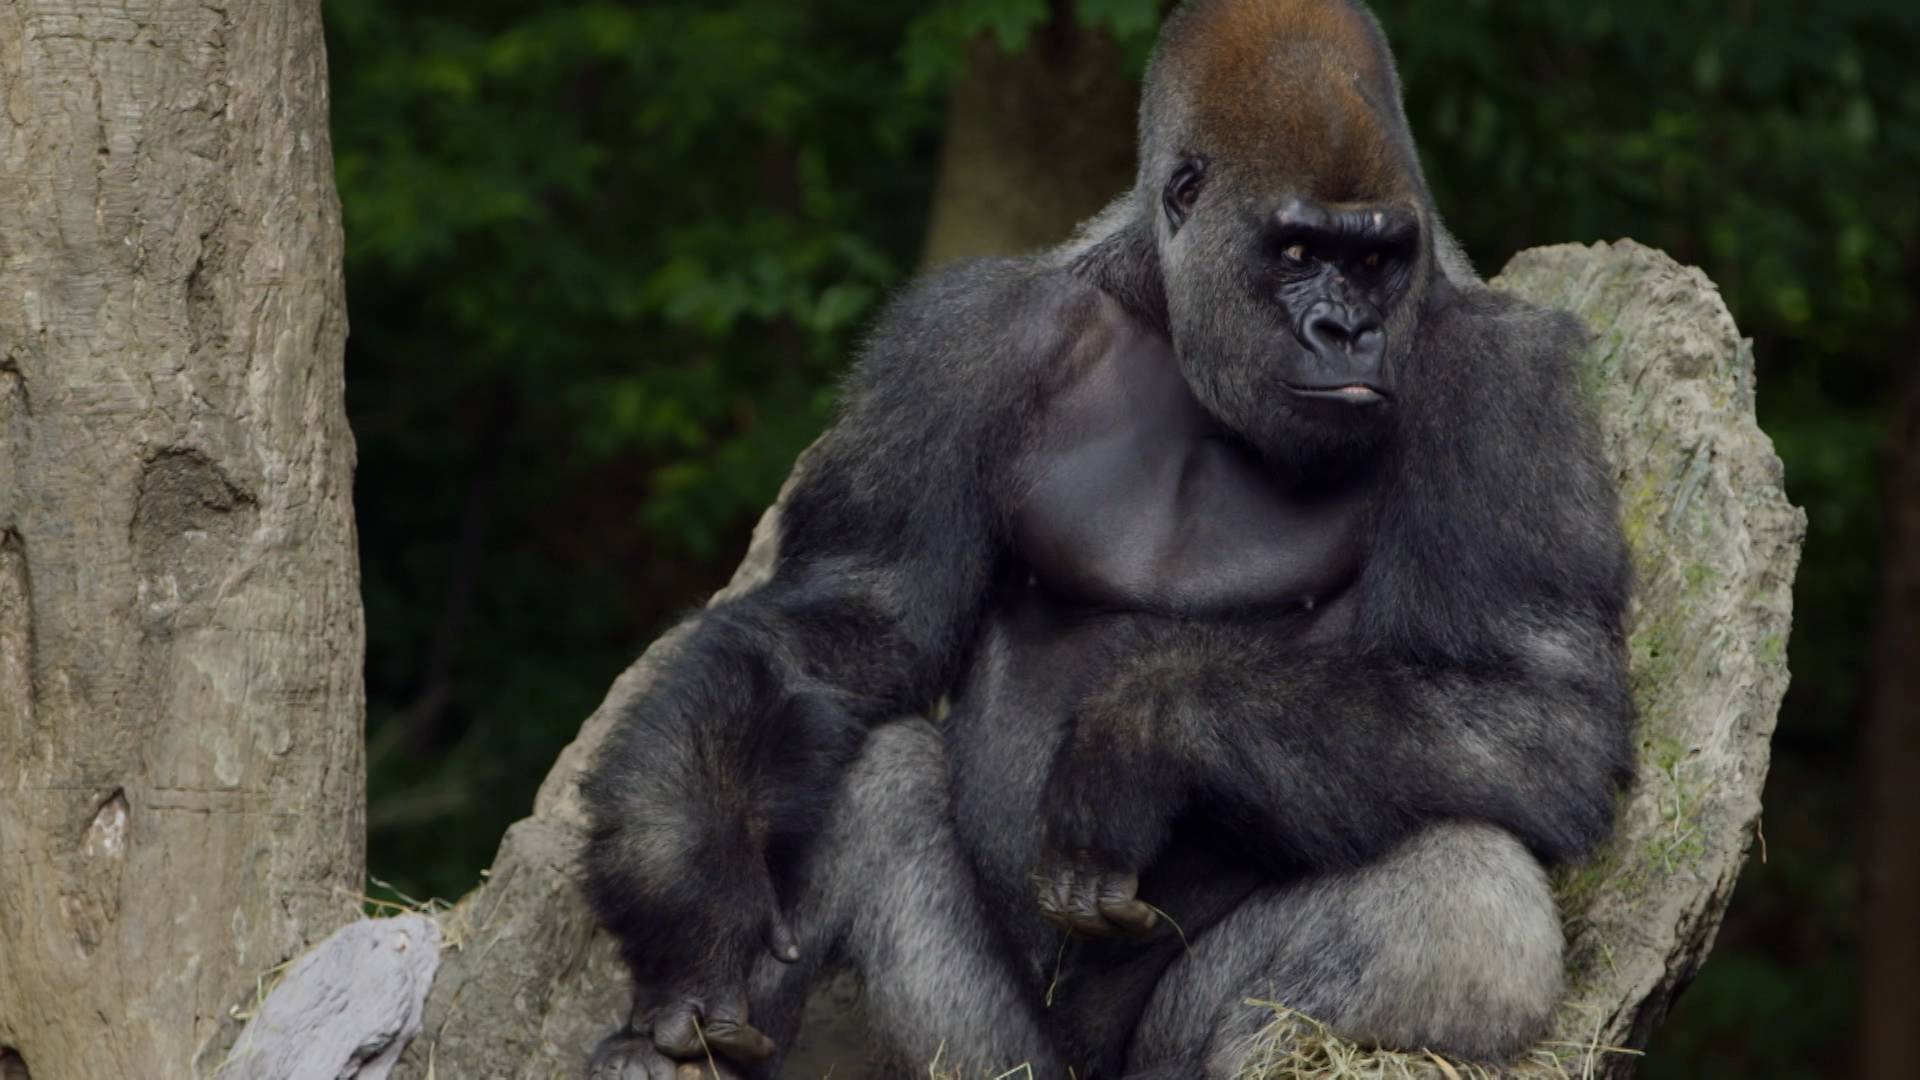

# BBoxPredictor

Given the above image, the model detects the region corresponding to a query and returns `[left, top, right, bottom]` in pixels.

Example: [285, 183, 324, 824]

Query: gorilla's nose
[1301, 302, 1384, 375]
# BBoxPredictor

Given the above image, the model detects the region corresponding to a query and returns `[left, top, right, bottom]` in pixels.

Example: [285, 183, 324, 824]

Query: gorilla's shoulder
[1374, 279, 1626, 652]
[1427, 281, 1591, 387]
[833, 257, 1106, 439]
[856, 258, 1107, 387]
[1401, 280, 1598, 455]
[887, 255, 1104, 326]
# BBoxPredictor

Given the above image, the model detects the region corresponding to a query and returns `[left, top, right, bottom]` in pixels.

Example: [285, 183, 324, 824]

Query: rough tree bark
[0, 2, 363, 1077]
[920, 5, 1138, 267]
[282, 243, 1798, 1079]
[1861, 381, 1920, 1080]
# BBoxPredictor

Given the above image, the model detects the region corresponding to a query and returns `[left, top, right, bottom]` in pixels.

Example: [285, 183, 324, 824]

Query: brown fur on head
[1140, 0, 1424, 208]
[1110, 0, 1446, 477]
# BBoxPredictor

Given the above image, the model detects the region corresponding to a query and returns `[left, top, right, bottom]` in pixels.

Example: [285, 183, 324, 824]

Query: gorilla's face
[1137, 0, 1439, 476]
[1156, 154, 1428, 476]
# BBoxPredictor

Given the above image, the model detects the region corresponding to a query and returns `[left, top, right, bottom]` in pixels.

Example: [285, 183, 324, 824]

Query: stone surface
[1494, 242, 1804, 1076]
[218, 917, 441, 1080]
[383, 242, 1802, 1079]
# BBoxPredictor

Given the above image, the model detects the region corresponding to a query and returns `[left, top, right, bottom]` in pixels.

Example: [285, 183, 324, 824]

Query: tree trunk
[1861, 381, 1920, 1080]
[920, 8, 1139, 267]
[0, 2, 363, 1076]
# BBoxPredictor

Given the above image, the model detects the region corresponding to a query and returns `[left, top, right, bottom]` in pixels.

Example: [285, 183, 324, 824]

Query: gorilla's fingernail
[766, 911, 801, 963]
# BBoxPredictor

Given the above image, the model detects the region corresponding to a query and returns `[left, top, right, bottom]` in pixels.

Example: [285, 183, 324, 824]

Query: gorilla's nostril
[1306, 313, 1364, 350]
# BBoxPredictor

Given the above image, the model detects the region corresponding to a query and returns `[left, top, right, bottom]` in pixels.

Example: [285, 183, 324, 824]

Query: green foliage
[904, 0, 1051, 88]
[1074, 0, 1164, 40]
[1378, 0, 1919, 384]
[328, 0, 945, 893]
[902, 0, 1161, 89]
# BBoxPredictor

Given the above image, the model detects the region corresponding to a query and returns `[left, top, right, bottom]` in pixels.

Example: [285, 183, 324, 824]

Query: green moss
[1629, 626, 1681, 720]
[1646, 733, 1689, 774]
[1617, 473, 1664, 553]
[1759, 632, 1787, 666]
[1576, 338, 1619, 405]
[1683, 562, 1713, 594]
[1553, 847, 1622, 916]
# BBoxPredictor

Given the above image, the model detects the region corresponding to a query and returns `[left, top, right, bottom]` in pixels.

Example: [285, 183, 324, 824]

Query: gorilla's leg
[769, 719, 1065, 1079]
[597, 719, 1060, 1080]
[1126, 823, 1563, 1077]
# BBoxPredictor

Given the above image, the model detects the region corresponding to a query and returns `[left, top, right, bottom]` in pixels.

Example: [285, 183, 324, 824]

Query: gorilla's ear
[1162, 160, 1206, 235]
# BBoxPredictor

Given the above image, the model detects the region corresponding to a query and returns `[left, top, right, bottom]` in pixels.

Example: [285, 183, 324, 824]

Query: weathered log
[216, 916, 440, 1080]
[363, 242, 1802, 1079]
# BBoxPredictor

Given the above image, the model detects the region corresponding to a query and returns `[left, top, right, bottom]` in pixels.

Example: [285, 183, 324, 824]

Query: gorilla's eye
[1283, 243, 1309, 264]
[1164, 162, 1206, 232]
[1171, 169, 1202, 209]
[1362, 251, 1382, 272]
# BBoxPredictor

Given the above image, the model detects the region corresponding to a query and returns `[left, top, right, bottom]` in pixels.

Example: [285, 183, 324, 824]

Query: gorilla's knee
[810, 717, 957, 907]
[839, 719, 946, 833]
[1336, 823, 1563, 1062]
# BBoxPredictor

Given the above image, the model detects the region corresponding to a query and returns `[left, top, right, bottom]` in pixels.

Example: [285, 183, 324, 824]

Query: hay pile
[1233, 1002, 1641, 1080]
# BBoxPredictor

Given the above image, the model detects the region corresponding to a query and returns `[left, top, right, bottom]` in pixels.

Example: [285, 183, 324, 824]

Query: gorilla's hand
[592, 984, 778, 1080]
[597, 883, 797, 1078]
[590, 1027, 748, 1080]
[1034, 680, 1183, 939]
[1032, 853, 1160, 940]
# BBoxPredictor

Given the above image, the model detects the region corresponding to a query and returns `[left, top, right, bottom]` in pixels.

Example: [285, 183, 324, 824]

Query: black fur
[582, 3, 1633, 1077]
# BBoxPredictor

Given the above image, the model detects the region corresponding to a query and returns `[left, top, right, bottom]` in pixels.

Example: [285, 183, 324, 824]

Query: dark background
[322, 1, 1919, 1076]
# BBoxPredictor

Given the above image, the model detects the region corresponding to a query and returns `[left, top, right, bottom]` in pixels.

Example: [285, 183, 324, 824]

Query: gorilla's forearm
[581, 256, 1077, 986]
[1046, 614, 1634, 875]
[578, 575, 929, 977]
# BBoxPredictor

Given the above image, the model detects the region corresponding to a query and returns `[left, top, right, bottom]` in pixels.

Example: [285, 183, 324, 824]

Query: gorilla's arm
[1043, 289, 1634, 885]
[1042, 610, 1634, 878]
[581, 260, 1089, 1063]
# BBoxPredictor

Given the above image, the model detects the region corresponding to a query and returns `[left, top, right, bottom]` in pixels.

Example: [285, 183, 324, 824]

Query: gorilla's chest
[1012, 324, 1363, 617]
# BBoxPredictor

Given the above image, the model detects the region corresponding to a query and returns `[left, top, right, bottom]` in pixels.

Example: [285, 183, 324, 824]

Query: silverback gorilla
[583, 1, 1634, 1076]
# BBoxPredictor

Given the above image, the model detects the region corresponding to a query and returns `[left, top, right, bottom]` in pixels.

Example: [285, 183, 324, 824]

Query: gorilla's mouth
[1283, 383, 1390, 406]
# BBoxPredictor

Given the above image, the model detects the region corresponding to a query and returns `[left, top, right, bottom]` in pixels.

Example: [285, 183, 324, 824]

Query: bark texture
[377, 242, 1802, 1078]
[920, 10, 1138, 268]
[0, 2, 364, 1077]
[1861, 383, 1920, 1080]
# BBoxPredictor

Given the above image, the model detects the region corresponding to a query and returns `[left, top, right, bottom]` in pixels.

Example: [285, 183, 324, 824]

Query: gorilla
[582, 1, 1634, 1076]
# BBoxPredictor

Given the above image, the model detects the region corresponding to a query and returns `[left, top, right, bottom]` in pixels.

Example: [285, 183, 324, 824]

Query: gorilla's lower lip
[1284, 383, 1390, 405]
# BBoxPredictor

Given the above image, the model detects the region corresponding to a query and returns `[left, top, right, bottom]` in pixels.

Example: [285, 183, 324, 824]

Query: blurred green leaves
[904, 0, 1161, 88]
[1380, 0, 1920, 379]
[904, 0, 1049, 89]
[328, 0, 948, 895]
